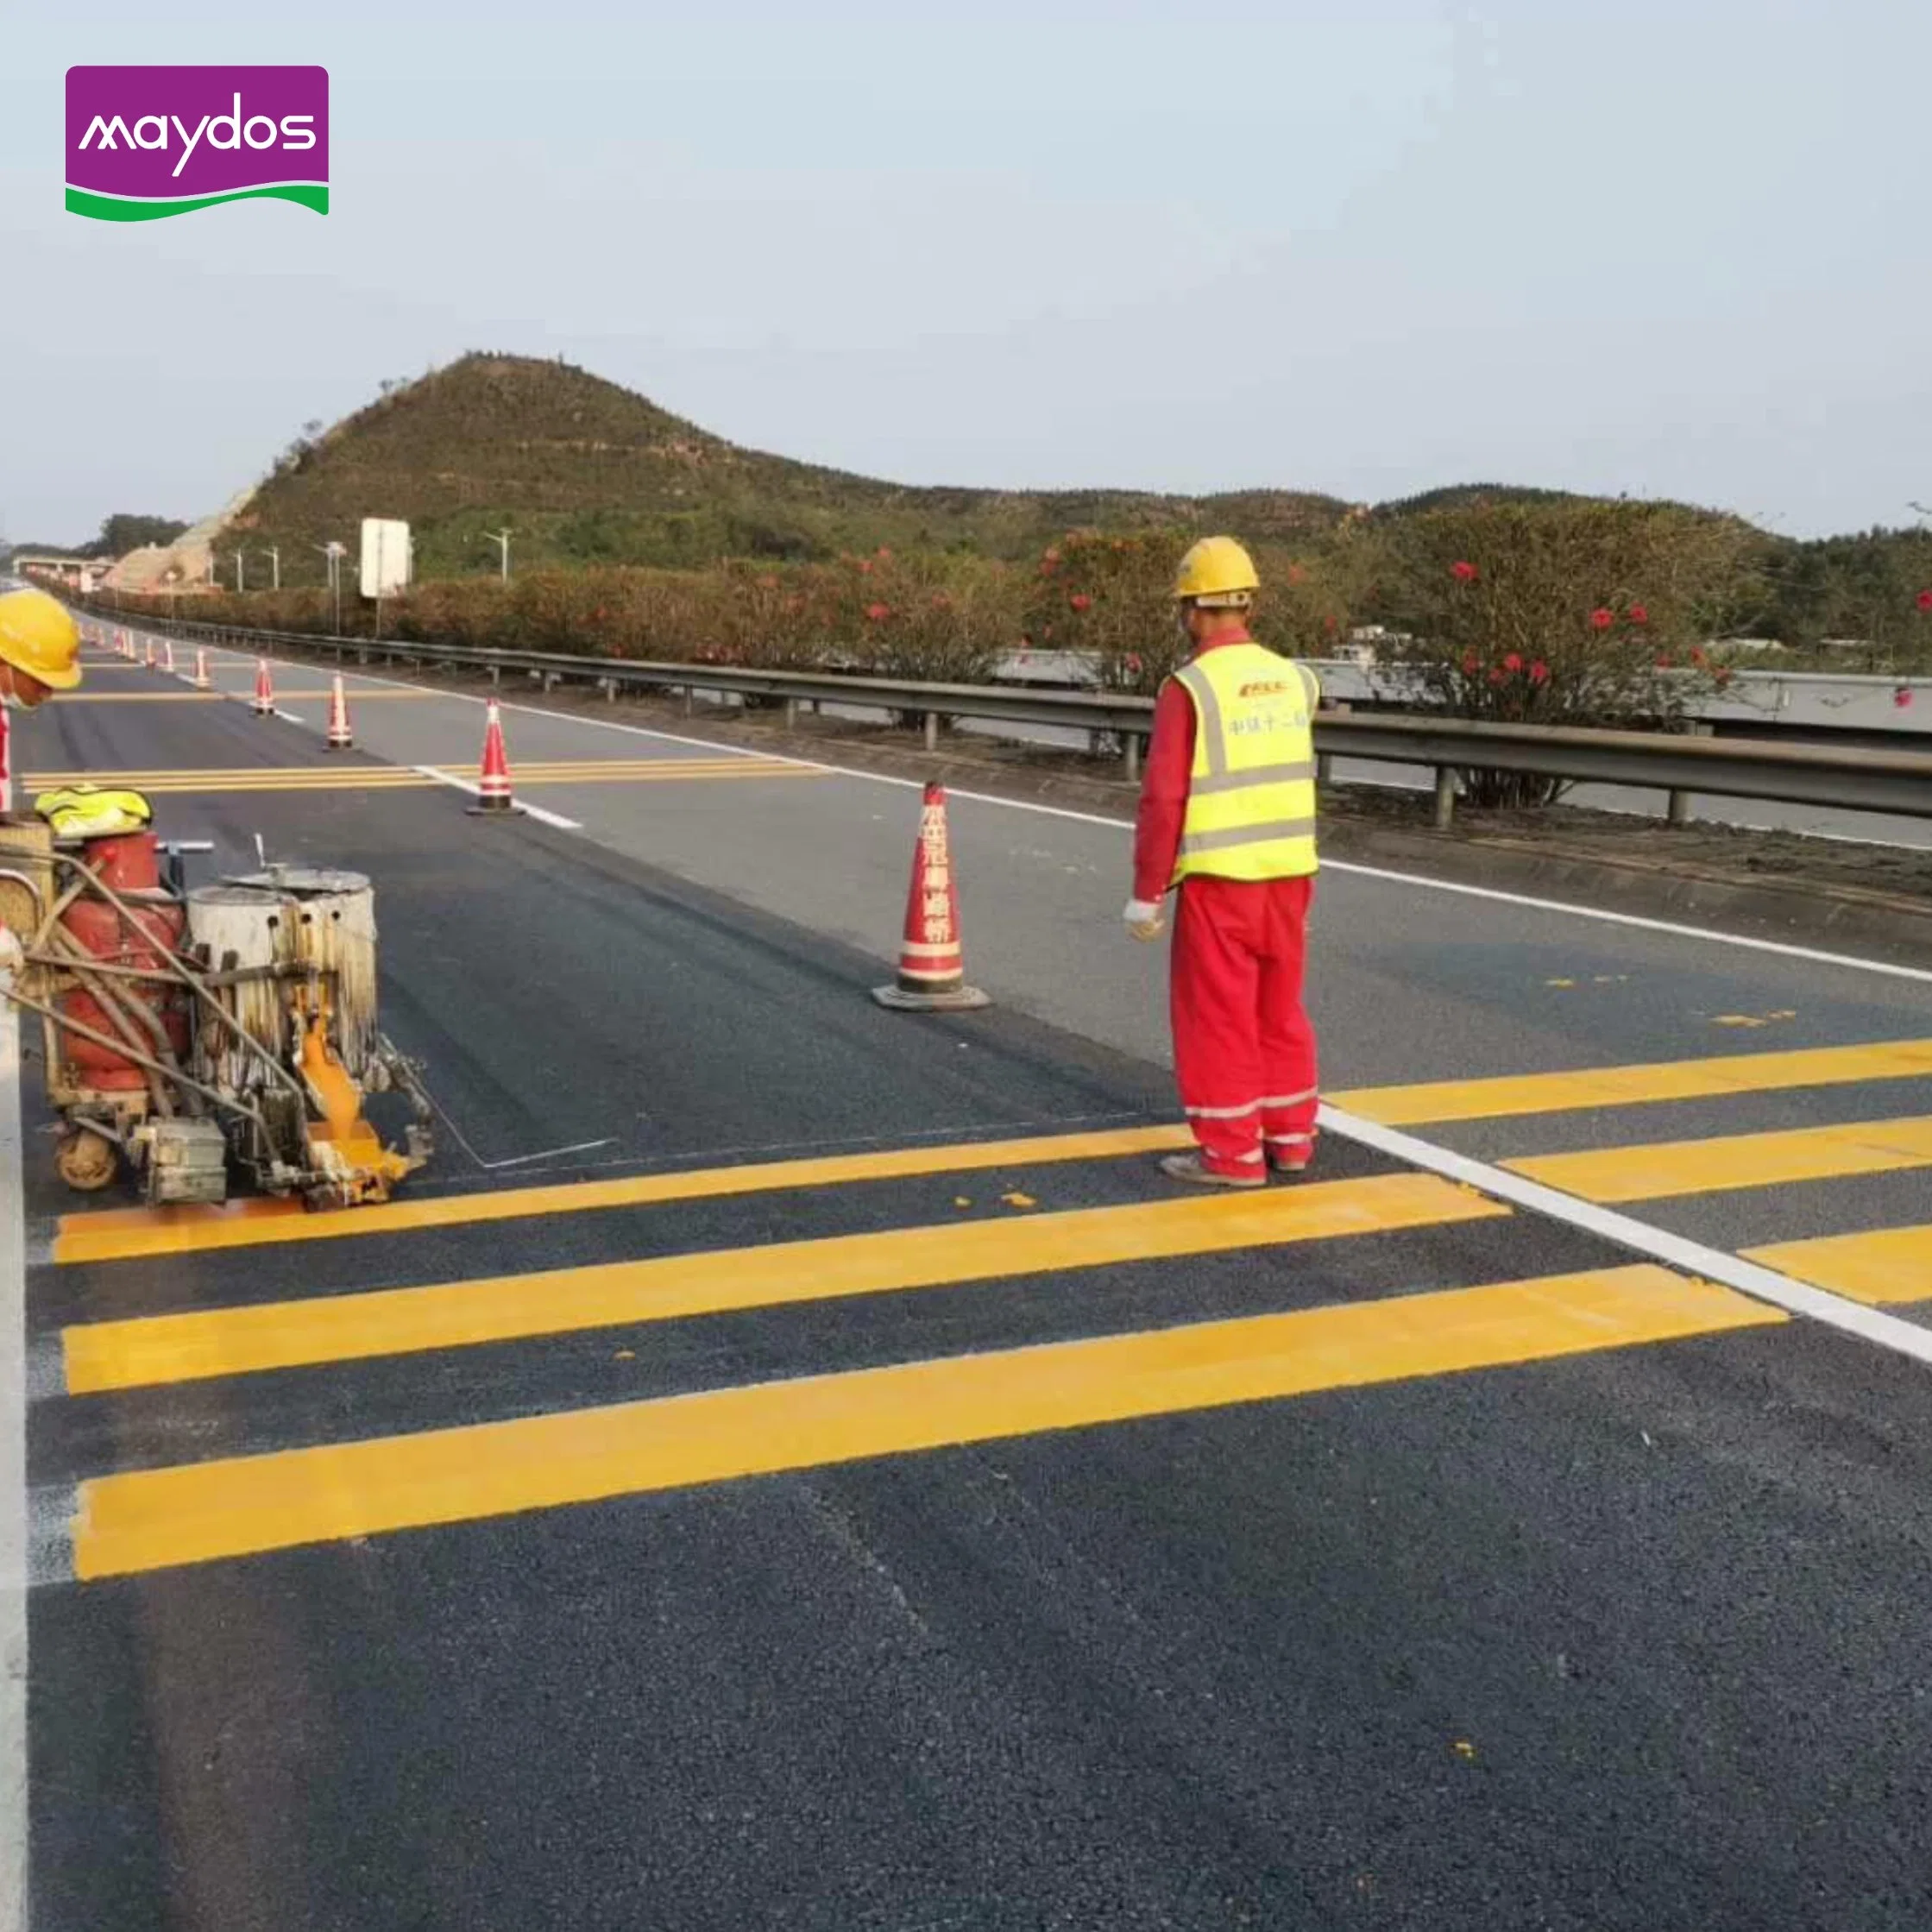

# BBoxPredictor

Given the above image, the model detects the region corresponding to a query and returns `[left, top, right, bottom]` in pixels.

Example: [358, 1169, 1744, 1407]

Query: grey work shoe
[1160, 1153, 1267, 1190]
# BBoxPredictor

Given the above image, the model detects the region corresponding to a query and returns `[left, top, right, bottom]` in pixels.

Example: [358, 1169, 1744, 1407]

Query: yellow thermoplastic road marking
[1740, 1225, 1932, 1305]
[21, 761, 815, 796]
[1329, 1038, 1932, 1126]
[58, 689, 443, 702]
[1504, 1116, 1932, 1203]
[69, 1265, 1780, 1579]
[60, 1173, 1507, 1394]
[55, 1123, 1203, 1265]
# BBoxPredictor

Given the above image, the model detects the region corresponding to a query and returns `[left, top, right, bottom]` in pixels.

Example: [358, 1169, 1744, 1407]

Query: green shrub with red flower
[1017, 529, 1192, 696]
[1370, 500, 1761, 805]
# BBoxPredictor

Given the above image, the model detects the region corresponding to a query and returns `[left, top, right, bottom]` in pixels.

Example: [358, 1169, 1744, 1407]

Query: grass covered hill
[225, 352, 1350, 581]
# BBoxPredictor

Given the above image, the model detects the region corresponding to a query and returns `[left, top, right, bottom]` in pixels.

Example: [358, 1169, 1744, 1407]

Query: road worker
[0, 587, 84, 815]
[1123, 537, 1321, 1187]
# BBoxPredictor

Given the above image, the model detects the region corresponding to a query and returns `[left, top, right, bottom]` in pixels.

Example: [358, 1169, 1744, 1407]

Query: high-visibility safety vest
[1169, 640, 1319, 884]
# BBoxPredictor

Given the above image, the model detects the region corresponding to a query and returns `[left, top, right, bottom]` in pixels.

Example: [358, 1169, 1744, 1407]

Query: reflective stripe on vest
[1171, 642, 1318, 884]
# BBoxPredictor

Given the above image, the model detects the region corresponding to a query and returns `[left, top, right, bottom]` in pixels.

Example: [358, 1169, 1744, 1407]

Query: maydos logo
[66, 66, 328, 221]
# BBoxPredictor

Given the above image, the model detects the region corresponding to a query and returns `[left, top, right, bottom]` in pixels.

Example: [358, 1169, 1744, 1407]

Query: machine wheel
[54, 1128, 120, 1193]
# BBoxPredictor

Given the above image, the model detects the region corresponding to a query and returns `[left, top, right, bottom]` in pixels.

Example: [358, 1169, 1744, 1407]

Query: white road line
[480, 708, 1932, 985]
[170, 642, 1932, 985]
[411, 765, 582, 832]
[1313, 859, 1932, 987]
[0, 1003, 28, 1930]
[1320, 1103, 1932, 1368]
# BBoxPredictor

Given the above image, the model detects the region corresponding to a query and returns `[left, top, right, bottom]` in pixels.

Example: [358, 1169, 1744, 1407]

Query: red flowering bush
[1373, 500, 1753, 804]
[1021, 529, 1193, 696]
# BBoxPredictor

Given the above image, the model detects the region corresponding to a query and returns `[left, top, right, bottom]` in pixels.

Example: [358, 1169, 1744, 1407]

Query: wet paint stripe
[57, 690, 444, 703]
[67, 1265, 1779, 1579]
[60, 1174, 1507, 1394]
[1503, 1117, 1932, 1203]
[20, 762, 821, 796]
[1329, 1038, 1932, 1127]
[54, 1123, 1202, 1265]
[1740, 1225, 1932, 1306]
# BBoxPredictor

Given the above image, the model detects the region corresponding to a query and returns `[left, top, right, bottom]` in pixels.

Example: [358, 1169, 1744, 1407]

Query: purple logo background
[66, 66, 328, 199]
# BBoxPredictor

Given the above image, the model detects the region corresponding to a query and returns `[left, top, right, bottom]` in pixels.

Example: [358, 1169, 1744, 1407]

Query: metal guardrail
[79, 608, 1932, 828]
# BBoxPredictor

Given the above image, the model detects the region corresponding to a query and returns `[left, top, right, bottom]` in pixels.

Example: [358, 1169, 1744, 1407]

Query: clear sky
[3, 0, 1927, 546]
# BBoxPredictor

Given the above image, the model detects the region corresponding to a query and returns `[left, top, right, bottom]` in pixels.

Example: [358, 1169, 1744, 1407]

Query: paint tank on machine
[186, 866, 380, 1083]
[55, 832, 192, 1091]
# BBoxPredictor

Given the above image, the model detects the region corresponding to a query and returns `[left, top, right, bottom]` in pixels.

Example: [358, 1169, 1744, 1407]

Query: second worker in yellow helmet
[1123, 537, 1323, 1187]
[0, 586, 85, 816]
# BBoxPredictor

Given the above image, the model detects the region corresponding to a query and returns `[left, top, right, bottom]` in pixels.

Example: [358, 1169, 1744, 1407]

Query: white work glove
[1123, 897, 1167, 941]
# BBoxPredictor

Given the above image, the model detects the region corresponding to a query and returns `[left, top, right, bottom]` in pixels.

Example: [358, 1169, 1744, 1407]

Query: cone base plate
[872, 983, 991, 1012]
[466, 800, 526, 817]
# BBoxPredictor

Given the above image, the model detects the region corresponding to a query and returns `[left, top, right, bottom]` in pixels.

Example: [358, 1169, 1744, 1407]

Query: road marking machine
[0, 793, 431, 1207]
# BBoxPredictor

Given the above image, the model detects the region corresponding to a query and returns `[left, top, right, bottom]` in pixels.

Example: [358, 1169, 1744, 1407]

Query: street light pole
[482, 528, 512, 582]
[312, 542, 347, 633]
[234, 551, 245, 593]
[258, 546, 280, 591]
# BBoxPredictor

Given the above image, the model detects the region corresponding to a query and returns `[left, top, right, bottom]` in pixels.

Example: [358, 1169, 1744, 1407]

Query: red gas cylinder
[55, 833, 191, 1092]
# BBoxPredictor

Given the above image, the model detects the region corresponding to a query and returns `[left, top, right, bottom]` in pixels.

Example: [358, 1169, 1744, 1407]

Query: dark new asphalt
[16, 661, 1932, 1930]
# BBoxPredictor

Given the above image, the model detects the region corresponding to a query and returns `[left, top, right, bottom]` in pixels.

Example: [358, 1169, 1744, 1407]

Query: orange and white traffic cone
[161, 639, 176, 675]
[466, 701, 524, 815]
[872, 782, 990, 1010]
[251, 658, 275, 717]
[144, 638, 156, 670]
[324, 675, 354, 751]
[192, 648, 211, 690]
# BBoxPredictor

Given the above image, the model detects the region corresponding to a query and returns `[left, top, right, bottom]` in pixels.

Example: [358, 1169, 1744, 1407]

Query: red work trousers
[1169, 873, 1318, 1177]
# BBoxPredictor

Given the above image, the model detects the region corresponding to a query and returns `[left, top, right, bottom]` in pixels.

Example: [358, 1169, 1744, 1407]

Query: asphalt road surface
[8, 631, 1932, 1930]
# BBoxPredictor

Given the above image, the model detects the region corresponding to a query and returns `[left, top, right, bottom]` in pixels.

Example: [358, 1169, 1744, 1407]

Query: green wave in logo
[66, 183, 328, 221]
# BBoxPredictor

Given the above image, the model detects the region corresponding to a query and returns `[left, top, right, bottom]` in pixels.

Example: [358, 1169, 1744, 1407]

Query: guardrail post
[785, 698, 798, 731]
[1124, 733, 1140, 783]
[1666, 788, 1691, 827]
[1432, 766, 1456, 829]
[683, 686, 695, 715]
[1316, 752, 1333, 786]
[490, 664, 500, 687]
[924, 713, 939, 752]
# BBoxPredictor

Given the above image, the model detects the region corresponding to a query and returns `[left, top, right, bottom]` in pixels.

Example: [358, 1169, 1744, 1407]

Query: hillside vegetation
[150, 350, 1926, 676]
[225, 352, 1350, 578]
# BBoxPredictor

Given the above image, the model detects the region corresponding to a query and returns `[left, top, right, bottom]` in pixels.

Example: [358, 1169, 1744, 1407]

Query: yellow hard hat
[0, 588, 83, 692]
[1172, 536, 1260, 607]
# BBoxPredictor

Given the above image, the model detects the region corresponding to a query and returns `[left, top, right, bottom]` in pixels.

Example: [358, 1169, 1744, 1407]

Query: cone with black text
[324, 675, 354, 751]
[466, 701, 525, 815]
[251, 658, 274, 717]
[872, 783, 990, 1010]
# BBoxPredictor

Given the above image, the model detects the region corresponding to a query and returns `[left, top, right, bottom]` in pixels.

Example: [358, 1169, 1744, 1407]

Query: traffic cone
[872, 782, 990, 1010]
[192, 648, 211, 690]
[466, 701, 524, 815]
[324, 675, 354, 751]
[144, 639, 156, 670]
[251, 658, 275, 717]
[161, 639, 176, 675]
